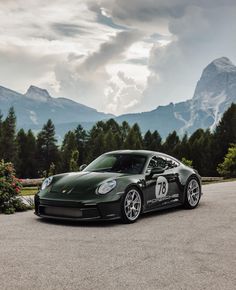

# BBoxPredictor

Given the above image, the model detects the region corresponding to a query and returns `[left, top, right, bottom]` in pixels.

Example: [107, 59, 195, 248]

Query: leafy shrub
[181, 157, 193, 167]
[217, 145, 236, 178]
[0, 160, 29, 214]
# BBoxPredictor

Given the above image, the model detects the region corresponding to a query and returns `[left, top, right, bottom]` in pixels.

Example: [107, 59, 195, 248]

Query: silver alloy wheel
[124, 189, 142, 221]
[187, 179, 200, 207]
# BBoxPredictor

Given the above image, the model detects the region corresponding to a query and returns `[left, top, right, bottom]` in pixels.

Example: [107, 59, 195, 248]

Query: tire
[121, 187, 142, 224]
[184, 177, 201, 209]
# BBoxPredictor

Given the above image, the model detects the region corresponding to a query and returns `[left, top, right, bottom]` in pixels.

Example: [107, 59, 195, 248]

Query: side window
[147, 156, 167, 170]
[147, 155, 179, 172]
[163, 157, 179, 169]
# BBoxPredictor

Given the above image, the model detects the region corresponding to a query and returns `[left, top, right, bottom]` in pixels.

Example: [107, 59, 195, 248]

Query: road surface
[1, 181, 236, 290]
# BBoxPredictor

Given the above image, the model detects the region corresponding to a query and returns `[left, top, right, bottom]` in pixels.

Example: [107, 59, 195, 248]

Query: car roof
[104, 150, 155, 157]
[104, 150, 180, 162]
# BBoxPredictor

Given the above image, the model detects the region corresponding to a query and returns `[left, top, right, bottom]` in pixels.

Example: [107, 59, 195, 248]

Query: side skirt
[142, 201, 182, 215]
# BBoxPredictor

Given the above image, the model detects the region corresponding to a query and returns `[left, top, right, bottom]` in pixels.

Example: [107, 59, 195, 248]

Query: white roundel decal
[155, 176, 168, 199]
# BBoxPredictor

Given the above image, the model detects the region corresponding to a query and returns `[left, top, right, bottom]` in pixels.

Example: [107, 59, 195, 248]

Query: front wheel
[184, 177, 201, 209]
[121, 188, 142, 223]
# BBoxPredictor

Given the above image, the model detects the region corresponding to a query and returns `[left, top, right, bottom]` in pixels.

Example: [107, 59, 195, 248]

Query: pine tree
[105, 119, 123, 150]
[150, 131, 162, 152]
[105, 119, 120, 133]
[0, 107, 17, 162]
[16, 129, 27, 177]
[75, 124, 87, 165]
[163, 131, 180, 156]
[27, 130, 38, 177]
[199, 129, 214, 176]
[36, 119, 59, 176]
[86, 123, 106, 162]
[69, 150, 79, 172]
[16, 129, 37, 178]
[104, 129, 117, 152]
[188, 129, 204, 172]
[61, 131, 78, 172]
[178, 133, 190, 160]
[124, 123, 143, 149]
[143, 130, 152, 149]
[120, 121, 130, 148]
[213, 103, 236, 171]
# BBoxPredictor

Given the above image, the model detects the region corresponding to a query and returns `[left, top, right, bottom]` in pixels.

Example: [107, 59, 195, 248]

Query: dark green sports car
[34, 150, 202, 223]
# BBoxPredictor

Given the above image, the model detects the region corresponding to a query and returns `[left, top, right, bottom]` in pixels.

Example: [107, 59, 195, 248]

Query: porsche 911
[34, 150, 202, 223]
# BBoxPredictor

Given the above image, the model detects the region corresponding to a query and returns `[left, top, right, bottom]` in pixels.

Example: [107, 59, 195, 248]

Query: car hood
[40, 171, 125, 200]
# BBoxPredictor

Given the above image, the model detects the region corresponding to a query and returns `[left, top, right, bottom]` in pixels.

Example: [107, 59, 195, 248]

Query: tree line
[0, 103, 236, 178]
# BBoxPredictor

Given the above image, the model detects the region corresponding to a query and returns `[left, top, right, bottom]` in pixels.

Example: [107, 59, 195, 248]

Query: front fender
[115, 174, 145, 194]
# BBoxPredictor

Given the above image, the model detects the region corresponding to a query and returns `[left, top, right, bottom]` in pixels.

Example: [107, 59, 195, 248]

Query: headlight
[97, 180, 117, 195]
[41, 176, 53, 190]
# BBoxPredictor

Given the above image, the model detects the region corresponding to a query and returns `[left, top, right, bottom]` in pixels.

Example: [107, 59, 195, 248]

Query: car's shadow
[35, 203, 204, 227]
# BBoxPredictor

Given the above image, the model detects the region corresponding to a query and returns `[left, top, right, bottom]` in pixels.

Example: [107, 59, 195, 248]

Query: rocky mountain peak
[199, 57, 236, 84]
[117, 57, 236, 137]
[210, 57, 236, 72]
[193, 57, 236, 100]
[25, 85, 51, 102]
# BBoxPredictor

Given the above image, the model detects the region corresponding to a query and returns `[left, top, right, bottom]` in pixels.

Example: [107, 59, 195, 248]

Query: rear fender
[182, 174, 201, 203]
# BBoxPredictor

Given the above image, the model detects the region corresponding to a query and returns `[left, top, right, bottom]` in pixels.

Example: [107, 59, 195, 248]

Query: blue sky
[0, 0, 236, 115]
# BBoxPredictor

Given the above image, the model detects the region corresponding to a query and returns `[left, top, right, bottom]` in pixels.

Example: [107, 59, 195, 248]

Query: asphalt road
[1, 182, 236, 290]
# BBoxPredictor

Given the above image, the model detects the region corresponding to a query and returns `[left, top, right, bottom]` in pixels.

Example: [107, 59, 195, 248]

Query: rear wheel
[121, 188, 142, 223]
[184, 177, 201, 209]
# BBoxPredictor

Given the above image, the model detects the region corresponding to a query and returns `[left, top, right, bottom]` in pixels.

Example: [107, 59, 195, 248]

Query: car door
[144, 155, 180, 209]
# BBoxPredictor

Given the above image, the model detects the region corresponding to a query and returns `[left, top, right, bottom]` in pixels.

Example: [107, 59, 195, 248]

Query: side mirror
[79, 164, 87, 171]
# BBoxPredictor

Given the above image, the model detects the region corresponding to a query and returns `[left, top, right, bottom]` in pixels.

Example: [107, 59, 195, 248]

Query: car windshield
[85, 154, 146, 174]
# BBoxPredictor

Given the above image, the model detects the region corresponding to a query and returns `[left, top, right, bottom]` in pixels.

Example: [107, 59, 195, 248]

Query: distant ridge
[1, 57, 236, 139]
[0, 85, 113, 139]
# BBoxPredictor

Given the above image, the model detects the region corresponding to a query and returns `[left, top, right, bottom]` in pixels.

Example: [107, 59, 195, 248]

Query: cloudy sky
[0, 0, 236, 115]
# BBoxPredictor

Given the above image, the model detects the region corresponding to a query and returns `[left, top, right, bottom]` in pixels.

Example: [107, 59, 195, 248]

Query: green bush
[181, 157, 193, 167]
[217, 145, 236, 178]
[0, 160, 29, 214]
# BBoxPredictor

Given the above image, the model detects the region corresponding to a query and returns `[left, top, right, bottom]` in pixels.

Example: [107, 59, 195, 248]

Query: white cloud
[0, 44, 59, 93]
[105, 72, 143, 114]
[52, 29, 144, 113]
[140, 3, 236, 111]
[78, 29, 143, 74]
[0, 0, 236, 115]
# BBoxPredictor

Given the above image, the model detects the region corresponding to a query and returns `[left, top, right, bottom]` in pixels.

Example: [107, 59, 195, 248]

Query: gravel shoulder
[1, 181, 236, 290]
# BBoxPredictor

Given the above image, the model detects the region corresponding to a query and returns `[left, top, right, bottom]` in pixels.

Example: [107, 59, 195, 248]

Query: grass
[20, 186, 38, 196]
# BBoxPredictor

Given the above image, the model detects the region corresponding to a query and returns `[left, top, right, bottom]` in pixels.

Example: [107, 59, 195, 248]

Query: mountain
[116, 57, 236, 137]
[1, 57, 236, 140]
[0, 85, 113, 138]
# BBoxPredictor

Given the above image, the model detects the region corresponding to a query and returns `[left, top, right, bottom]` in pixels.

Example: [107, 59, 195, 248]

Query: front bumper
[34, 195, 121, 221]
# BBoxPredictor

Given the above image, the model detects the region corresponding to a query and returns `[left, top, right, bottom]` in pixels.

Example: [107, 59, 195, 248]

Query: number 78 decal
[155, 176, 169, 199]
